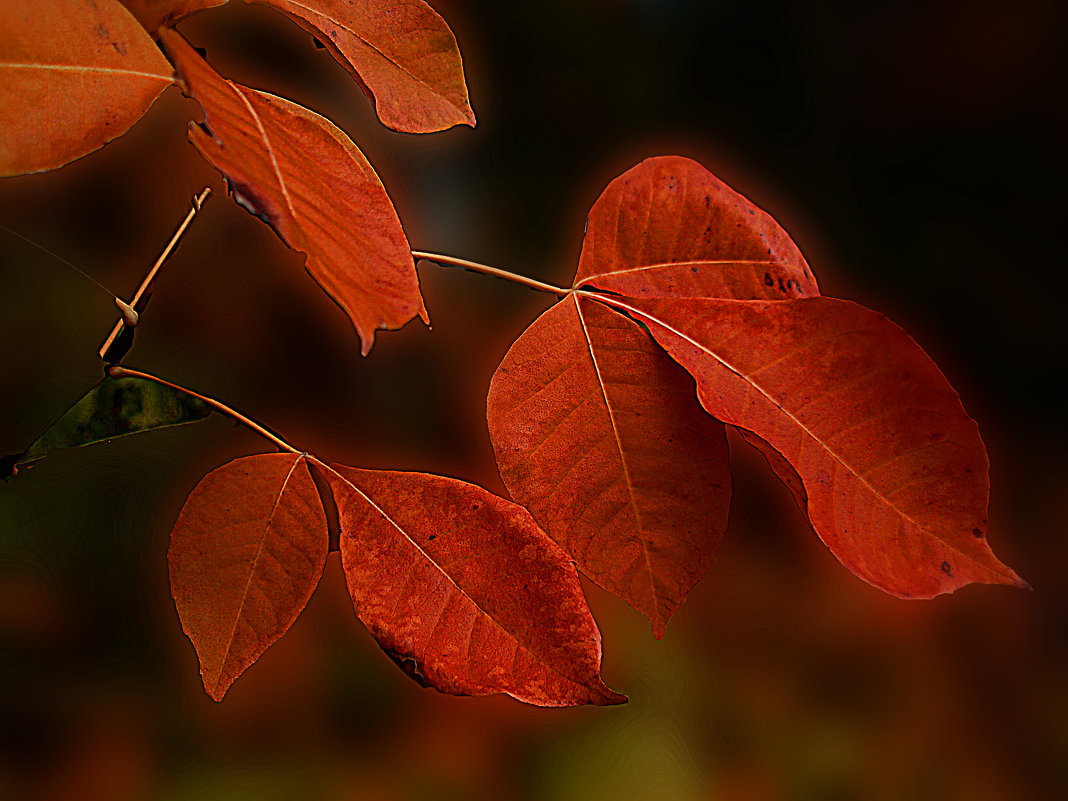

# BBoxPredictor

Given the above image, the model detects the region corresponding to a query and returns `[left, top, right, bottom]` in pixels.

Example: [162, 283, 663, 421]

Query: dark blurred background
[2, 1, 1066, 798]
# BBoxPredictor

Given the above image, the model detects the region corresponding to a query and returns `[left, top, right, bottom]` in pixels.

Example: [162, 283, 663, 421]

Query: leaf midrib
[1, 62, 172, 80]
[227, 83, 298, 221]
[575, 259, 781, 289]
[215, 453, 305, 692]
[572, 294, 663, 623]
[322, 462, 597, 693]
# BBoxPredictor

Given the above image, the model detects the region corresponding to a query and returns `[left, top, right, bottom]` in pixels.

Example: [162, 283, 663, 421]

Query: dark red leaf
[575, 156, 817, 296]
[601, 294, 1025, 598]
[161, 29, 427, 355]
[321, 463, 625, 706]
[0, 0, 173, 176]
[169, 452, 328, 700]
[488, 295, 731, 636]
[492, 154, 1023, 612]
[248, 0, 476, 133]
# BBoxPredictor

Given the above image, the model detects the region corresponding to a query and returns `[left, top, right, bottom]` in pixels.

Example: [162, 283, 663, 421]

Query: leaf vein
[215, 453, 305, 689]
[284, 0, 459, 107]
[574, 296, 660, 613]
[0, 62, 172, 81]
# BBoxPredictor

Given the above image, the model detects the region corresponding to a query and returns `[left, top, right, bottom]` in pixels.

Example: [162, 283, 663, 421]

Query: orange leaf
[0, 0, 173, 176]
[605, 294, 1025, 598]
[322, 463, 625, 706]
[118, 0, 226, 34]
[488, 295, 731, 637]
[248, 0, 476, 133]
[169, 452, 328, 700]
[161, 29, 427, 354]
[575, 156, 817, 295]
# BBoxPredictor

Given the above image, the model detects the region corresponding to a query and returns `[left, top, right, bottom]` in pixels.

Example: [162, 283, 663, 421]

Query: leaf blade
[323, 464, 625, 706]
[248, 0, 476, 133]
[610, 294, 1024, 597]
[0, 0, 173, 176]
[3, 377, 211, 479]
[487, 295, 731, 636]
[161, 29, 426, 354]
[575, 156, 817, 296]
[169, 452, 328, 700]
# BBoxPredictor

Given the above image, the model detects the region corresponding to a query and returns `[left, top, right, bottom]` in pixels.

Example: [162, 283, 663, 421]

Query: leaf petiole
[413, 250, 571, 296]
[106, 365, 301, 456]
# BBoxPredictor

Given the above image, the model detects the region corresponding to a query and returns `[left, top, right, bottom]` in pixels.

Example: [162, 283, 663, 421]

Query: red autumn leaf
[169, 452, 328, 700]
[161, 30, 427, 355]
[578, 160, 817, 519]
[118, 0, 226, 34]
[575, 155, 817, 295]
[492, 153, 1022, 624]
[0, 0, 174, 176]
[487, 295, 731, 637]
[602, 293, 1025, 598]
[248, 0, 476, 133]
[487, 157, 824, 633]
[320, 462, 625, 706]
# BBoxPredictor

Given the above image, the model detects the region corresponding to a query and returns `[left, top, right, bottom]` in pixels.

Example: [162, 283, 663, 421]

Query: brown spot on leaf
[941, 560, 953, 575]
[228, 180, 277, 231]
[384, 648, 428, 687]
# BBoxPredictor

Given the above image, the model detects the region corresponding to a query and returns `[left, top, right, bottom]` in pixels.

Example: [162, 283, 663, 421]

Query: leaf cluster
[0, 0, 1023, 706]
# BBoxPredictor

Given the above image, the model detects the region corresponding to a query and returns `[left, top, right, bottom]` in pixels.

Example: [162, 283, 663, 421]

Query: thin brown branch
[413, 250, 570, 296]
[98, 187, 213, 359]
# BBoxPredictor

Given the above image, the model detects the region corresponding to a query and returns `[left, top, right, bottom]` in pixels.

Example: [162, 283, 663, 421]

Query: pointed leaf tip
[169, 453, 328, 700]
[322, 464, 623, 706]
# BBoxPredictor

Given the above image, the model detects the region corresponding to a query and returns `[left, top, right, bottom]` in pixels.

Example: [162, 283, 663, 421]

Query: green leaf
[3, 377, 210, 478]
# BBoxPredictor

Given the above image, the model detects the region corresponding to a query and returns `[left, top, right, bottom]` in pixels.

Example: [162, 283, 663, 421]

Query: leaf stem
[413, 250, 570, 296]
[98, 187, 213, 359]
[106, 365, 301, 455]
